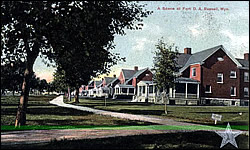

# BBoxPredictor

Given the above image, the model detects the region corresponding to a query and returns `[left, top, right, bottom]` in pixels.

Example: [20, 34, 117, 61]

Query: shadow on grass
[118, 109, 167, 115]
[26, 107, 93, 116]
[2, 131, 248, 149]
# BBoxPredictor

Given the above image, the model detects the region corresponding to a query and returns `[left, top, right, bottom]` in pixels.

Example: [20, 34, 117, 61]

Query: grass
[1, 95, 154, 128]
[71, 98, 249, 127]
[2, 131, 249, 149]
[1, 96, 249, 149]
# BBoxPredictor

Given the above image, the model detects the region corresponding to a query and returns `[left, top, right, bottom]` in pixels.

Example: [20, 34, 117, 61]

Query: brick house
[97, 76, 119, 98]
[114, 66, 153, 99]
[178, 45, 249, 106]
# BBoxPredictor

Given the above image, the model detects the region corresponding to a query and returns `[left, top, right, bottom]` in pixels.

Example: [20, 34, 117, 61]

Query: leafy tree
[47, 1, 152, 103]
[37, 79, 48, 95]
[1, 60, 26, 95]
[152, 39, 179, 114]
[1, 1, 151, 126]
[52, 67, 71, 99]
[1, 1, 56, 126]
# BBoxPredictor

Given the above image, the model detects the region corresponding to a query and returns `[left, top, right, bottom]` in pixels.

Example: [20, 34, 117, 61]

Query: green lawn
[1, 96, 154, 127]
[72, 98, 249, 126]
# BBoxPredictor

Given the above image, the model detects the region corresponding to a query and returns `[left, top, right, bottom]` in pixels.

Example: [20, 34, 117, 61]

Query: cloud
[132, 37, 154, 52]
[220, 30, 249, 48]
[188, 24, 208, 37]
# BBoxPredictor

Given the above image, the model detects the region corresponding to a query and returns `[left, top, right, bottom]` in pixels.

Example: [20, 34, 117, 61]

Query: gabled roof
[122, 69, 137, 80]
[179, 45, 242, 73]
[176, 53, 192, 68]
[88, 80, 94, 86]
[105, 77, 119, 87]
[236, 58, 249, 69]
[125, 68, 149, 84]
[104, 77, 116, 85]
[95, 80, 102, 88]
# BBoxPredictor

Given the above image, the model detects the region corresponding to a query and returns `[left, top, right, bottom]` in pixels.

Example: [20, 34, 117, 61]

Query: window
[217, 73, 223, 83]
[217, 57, 224, 61]
[244, 87, 249, 97]
[122, 88, 127, 93]
[142, 86, 145, 94]
[230, 71, 236, 78]
[244, 72, 249, 82]
[205, 85, 212, 93]
[129, 88, 134, 94]
[230, 86, 236, 96]
[149, 85, 153, 93]
[192, 68, 196, 77]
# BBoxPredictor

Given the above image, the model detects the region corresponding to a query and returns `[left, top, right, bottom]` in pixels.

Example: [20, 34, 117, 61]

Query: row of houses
[80, 45, 249, 106]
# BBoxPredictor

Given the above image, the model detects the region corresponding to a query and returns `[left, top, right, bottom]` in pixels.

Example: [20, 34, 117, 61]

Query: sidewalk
[1, 96, 248, 146]
[49, 96, 198, 126]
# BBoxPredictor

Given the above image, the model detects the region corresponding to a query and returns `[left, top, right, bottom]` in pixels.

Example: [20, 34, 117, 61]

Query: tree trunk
[74, 87, 79, 103]
[12, 88, 15, 96]
[15, 67, 33, 127]
[68, 87, 71, 101]
[15, 42, 39, 127]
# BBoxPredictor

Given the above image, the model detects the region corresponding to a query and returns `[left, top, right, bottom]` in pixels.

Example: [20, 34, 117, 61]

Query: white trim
[244, 72, 249, 82]
[192, 67, 196, 77]
[203, 45, 242, 67]
[203, 97, 240, 101]
[244, 87, 249, 97]
[217, 73, 223, 84]
[179, 45, 242, 73]
[230, 86, 236, 96]
[205, 85, 212, 93]
[230, 71, 237, 79]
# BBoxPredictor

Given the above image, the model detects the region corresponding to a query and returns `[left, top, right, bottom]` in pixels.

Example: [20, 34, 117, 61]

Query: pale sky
[34, 1, 249, 82]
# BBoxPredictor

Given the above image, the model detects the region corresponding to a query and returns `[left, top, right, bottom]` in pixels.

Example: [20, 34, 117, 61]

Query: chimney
[184, 48, 192, 54]
[113, 74, 116, 78]
[244, 53, 249, 61]
[134, 66, 138, 71]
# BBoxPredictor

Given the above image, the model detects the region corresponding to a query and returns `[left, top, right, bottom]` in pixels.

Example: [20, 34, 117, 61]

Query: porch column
[173, 88, 176, 98]
[169, 88, 173, 98]
[137, 86, 140, 96]
[145, 85, 148, 98]
[153, 85, 155, 103]
[127, 88, 129, 95]
[185, 83, 188, 99]
[197, 84, 199, 99]
[119, 87, 121, 94]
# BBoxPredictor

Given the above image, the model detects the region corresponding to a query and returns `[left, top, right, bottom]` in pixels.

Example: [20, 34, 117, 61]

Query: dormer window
[217, 57, 224, 61]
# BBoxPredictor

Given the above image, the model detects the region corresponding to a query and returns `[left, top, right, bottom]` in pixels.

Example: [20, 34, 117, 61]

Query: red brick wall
[239, 69, 249, 100]
[118, 71, 125, 84]
[190, 64, 201, 81]
[102, 80, 106, 87]
[132, 70, 153, 87]
[201, 49, 240, 99]
[181, 66, 190, 77]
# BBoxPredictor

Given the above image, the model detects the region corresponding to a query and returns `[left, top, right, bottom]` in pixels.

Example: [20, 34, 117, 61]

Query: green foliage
[52, 68, 70, 93]
[1, 61, 26, 94]
[46, 1, 152, 89]
[152, 39, 179, 91]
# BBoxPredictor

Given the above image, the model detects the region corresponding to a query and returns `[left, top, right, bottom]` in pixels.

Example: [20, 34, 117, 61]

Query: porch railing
[173, 93, 198, 99]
